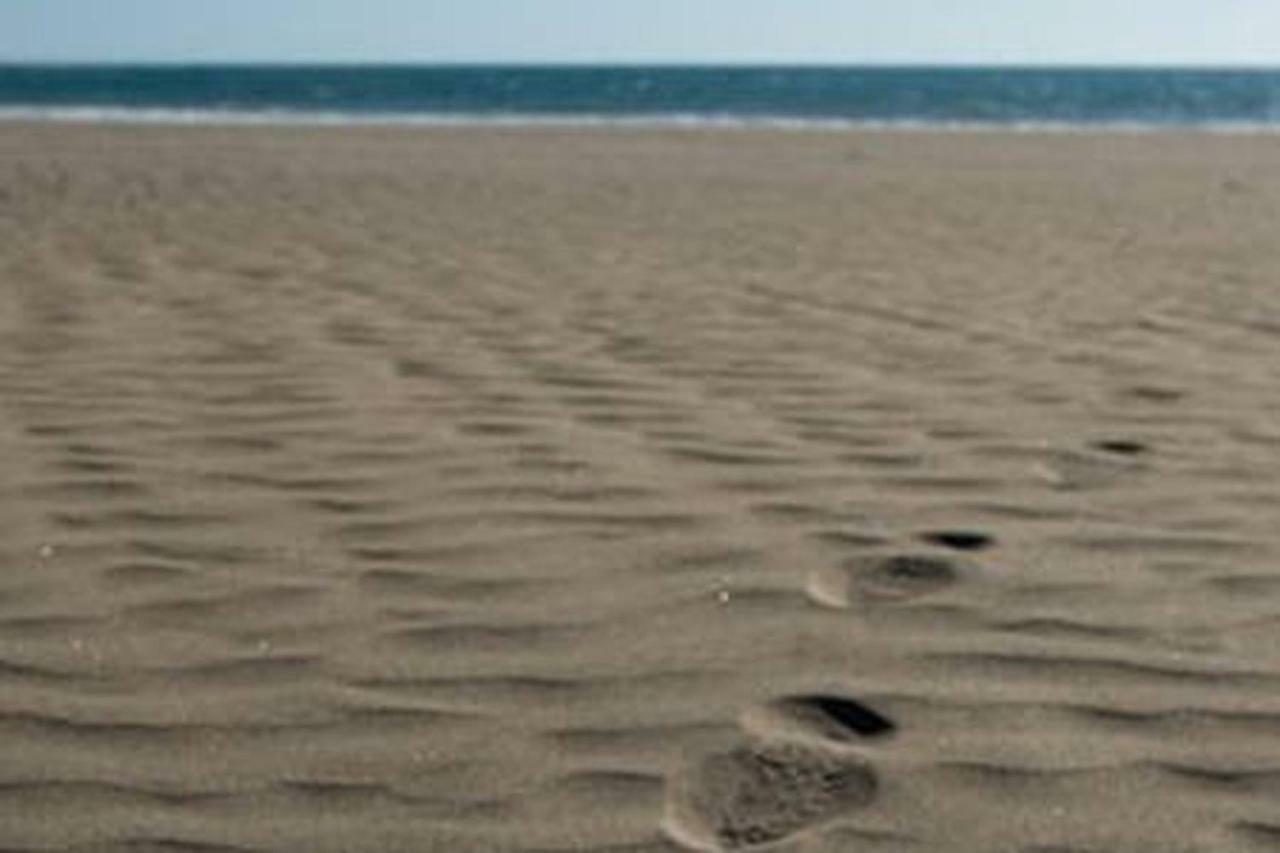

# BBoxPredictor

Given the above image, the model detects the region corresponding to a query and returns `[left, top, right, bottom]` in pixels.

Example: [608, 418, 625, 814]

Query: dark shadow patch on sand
[764, 695, 897, 743]
[917, 530, 995, 552]
[1091, 439, 1149, 457]
[664, 739, 877, 851]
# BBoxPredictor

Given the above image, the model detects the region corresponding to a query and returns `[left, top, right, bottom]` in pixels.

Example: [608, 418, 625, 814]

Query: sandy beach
[4, 122, 1280, 851]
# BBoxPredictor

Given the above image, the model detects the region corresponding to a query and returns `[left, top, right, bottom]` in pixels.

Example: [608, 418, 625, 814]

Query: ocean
[2, 65, 1280, 130]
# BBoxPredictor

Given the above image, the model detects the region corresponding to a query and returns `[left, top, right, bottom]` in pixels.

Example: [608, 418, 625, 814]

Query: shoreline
[7, 108, 1280, 135]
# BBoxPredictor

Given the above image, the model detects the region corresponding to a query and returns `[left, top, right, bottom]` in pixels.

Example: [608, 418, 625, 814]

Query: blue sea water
[2, 65, 1280, 130]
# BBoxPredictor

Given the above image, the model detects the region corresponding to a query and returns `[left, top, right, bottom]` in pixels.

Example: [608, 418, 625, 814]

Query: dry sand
[2, 123, 1280, 852]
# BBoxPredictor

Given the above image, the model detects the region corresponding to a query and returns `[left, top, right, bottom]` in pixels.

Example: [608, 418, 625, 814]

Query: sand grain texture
[3, 124, 1280, 851]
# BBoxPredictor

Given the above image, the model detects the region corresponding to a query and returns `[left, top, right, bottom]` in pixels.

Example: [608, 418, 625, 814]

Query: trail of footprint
[665, 508, 978, 847]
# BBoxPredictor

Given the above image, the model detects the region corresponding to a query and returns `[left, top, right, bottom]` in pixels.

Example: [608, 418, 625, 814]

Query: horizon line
[3, 59, 1280, 72]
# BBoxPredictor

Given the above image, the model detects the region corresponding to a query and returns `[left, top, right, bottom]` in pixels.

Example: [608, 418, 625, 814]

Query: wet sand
[3, 123, 1280, 851]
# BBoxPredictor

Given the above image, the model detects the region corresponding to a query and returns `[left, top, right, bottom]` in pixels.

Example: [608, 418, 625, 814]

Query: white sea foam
[2, 105, 1280, 135]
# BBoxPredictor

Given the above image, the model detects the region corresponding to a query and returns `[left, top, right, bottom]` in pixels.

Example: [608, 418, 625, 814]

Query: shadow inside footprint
[665, 739, 877, 851]
[770, 695, 897, 742]
[807, 552, 965, 607]
[918, 530, 994, 552]
[1090, 439, 1148, 457]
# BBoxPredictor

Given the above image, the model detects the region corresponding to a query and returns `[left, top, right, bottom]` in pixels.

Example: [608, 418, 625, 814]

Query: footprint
[664, 738, 878, 851]
[1033, 447, 1143, 491]
[807, 552, 965, 607]
[918, 530, 994, 552]
[745, 694, 897, 745]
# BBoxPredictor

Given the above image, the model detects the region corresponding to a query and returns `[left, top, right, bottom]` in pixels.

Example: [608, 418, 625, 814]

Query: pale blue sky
[4, 0, 1280, 66]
